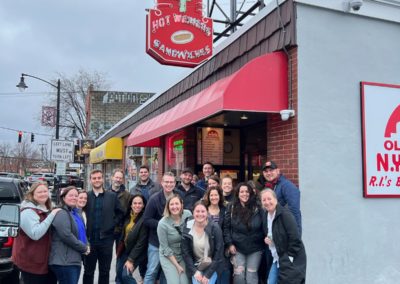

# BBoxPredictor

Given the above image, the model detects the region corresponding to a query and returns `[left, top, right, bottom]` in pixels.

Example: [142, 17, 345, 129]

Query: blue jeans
[192, 271, 218, 284]
[267, 262, 278, 284]
[217, 269, 231, 284]
[116, 251, 137, 284]
[50, 265, 81, 284]
[143, 244, 166, 284]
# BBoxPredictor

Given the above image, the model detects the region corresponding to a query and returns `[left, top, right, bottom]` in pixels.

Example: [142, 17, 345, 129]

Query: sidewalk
[78, 244, 141, 284]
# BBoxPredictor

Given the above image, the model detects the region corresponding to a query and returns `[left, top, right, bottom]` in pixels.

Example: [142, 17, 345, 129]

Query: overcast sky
[0, 0, 191, 148]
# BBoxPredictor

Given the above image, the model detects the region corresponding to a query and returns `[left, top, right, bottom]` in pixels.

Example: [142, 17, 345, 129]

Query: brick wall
[266, 47, 299, 186]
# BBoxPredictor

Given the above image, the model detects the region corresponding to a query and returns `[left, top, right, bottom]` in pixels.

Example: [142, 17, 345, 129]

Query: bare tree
[49, 69, 110, 138]
[0, 142, 13, 172]
[11, 139, 41, 174]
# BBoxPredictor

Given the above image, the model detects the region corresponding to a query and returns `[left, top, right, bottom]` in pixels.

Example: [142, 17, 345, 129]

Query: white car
[27, 173, 55, 186]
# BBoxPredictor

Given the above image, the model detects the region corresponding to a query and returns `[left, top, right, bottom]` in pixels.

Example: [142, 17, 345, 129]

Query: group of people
[12, 161, 307, 284]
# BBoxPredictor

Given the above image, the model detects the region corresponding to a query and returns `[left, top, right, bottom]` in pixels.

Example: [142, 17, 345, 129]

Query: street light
[16, 73, 61, 139]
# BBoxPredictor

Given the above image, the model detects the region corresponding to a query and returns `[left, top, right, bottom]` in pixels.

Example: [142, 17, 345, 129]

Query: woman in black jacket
[261, 189, 306, 284]
[223, 182, 265, 284]
[203, 186, 230, 284]
[182, 201, 224, 284]
[116, 194, 148, 284]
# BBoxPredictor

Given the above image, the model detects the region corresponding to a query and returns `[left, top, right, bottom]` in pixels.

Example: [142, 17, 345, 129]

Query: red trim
[127, 52, 288, 147]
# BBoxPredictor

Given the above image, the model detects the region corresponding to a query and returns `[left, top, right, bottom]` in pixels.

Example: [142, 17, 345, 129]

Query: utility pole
[39, 144, 47, 161]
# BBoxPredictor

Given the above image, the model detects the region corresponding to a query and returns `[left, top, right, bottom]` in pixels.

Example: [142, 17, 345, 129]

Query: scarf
[71, 208, 87, 245]
[264, 176, 279, 190]
[124, 212, 138, 241]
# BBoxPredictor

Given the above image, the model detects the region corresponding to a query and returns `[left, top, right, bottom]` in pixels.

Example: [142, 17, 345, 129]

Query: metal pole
[56, 79, 61, 139]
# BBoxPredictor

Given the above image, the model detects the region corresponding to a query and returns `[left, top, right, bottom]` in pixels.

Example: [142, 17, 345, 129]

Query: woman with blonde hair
[12, 181, 61, 284]
[260, 189, 306, 284]
[76, 189, 88, 225]
[157, 194, 192, 283]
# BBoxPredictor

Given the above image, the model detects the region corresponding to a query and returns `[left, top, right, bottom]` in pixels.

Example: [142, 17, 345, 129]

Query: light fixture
[280, 109, 295, 121]
[16, 73, 61, 139]
[70, 127, 78, 139]
[343, 0, 363, 12]
[16, 76, 28, 92]
[240, 113, 248, 120]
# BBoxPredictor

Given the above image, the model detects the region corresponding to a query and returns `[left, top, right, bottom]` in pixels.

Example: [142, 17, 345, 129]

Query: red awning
[127, 51, 288, 147]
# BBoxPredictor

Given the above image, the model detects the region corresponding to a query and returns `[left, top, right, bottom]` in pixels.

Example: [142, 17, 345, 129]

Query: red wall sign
[146, 0, 213, 67]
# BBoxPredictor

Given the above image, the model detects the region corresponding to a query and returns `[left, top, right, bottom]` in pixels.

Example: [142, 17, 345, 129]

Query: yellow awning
[89, 137, 123, 164]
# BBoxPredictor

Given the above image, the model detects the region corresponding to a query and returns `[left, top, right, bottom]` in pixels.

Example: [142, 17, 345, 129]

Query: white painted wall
[296, 3, 400, 284]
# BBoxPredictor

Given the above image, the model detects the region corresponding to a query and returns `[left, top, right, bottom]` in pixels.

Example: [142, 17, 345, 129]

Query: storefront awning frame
[89, 137, 123, 164]
[127, 51, 288, 147]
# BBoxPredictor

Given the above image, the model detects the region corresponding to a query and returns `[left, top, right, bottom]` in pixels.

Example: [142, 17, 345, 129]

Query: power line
[0, 125, 53, 137]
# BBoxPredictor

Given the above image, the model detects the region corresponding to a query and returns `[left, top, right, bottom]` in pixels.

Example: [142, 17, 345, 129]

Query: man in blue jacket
[256, 161, 302, 235]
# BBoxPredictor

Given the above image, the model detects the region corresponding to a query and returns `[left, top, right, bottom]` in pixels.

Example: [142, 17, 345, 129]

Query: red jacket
[12, 208, 51, 274]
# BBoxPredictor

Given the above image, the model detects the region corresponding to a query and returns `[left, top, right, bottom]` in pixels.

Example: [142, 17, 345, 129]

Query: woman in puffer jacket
[223, 182, 265, 284]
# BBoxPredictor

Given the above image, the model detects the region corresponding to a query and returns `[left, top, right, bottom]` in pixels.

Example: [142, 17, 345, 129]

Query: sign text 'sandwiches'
[146, 0, 213, 67]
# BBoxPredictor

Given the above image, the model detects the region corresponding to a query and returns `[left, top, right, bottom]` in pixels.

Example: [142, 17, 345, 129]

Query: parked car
[0, 177, 25, 282]
[0, 172, 23, 180]
[27, 172, 55, 186]
[52, 174, 84, 203]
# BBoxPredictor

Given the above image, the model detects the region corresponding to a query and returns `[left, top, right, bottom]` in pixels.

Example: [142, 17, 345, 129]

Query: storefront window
[125, 146, 159, 190]
[165, 131, 185, 178]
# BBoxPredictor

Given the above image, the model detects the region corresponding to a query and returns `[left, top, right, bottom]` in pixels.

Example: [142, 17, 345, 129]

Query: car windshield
[0, 182, 19, 200]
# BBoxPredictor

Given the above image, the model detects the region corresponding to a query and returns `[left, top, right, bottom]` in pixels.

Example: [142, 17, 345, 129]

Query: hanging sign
[146, 0, 213, 67]
[361, 82, 400, 197]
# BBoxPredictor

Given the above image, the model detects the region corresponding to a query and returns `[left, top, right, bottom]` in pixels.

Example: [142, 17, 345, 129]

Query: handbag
[195, 234, 212, 271]
[116, 240, 125, 258]
[197, 256, 212, 271]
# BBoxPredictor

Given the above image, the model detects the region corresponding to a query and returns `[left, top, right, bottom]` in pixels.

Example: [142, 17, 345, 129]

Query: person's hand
[194, 271, 203, 283]
[201, 276, 210, 284]
[124, 260, 135, 273]
[51, 208, 62, 215]
[175, 264, 184, 274]
[84, 246, 90, 255]
[229, 245, 237, 255]
[264, 236, 273, 246]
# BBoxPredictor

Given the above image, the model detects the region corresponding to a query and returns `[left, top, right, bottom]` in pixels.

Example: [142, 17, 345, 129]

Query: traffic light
[18, 131, 22, 143]
[31, 133, 35, 143]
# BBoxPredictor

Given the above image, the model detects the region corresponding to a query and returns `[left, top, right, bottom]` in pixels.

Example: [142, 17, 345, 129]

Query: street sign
[56, 162, 67, 175]
[50, 140, 74, 163]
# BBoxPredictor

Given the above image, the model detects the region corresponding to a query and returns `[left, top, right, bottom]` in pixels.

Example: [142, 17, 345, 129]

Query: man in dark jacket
[177, 168, 205, 211]
[107, 168, 131, 243]
[130, 165, 162, 200]
[256, 161, 302, 235]
[83, 169, 124, 284]
[196, 162, 215, 190]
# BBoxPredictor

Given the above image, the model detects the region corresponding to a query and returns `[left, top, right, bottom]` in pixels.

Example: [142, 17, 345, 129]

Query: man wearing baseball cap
[256, 161, 302, 235]
[177, 167, 205, 211]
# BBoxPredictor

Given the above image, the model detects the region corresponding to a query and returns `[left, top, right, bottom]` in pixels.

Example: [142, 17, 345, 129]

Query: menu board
[201, 128, 223, 165]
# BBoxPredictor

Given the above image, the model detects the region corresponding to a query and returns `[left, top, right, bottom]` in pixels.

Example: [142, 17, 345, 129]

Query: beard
[92, 183, 103, 191]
